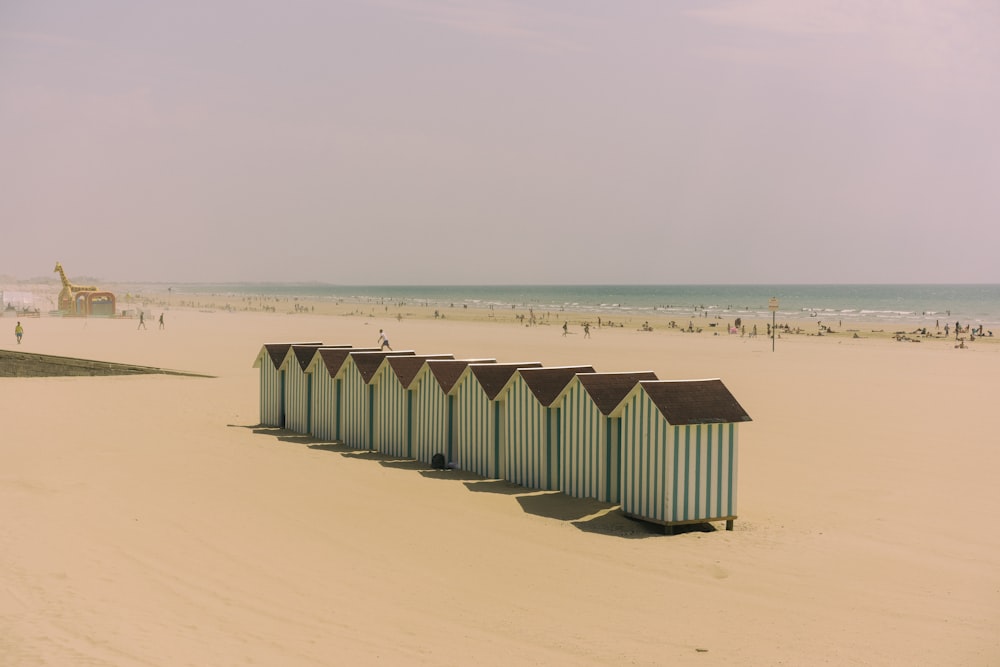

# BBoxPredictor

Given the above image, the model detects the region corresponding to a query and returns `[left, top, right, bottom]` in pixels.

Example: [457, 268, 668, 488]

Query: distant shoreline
[5, 280, 999, 334]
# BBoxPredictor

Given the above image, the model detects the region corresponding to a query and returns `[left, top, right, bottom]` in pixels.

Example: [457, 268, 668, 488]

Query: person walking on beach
[138, 311, 146, 330]
[15, 321, 23, 344]
[583, 322, 591, 338]
[378, 329, 392, 350]
[158, 313, 164, 330]
[562, 322, 568, 337]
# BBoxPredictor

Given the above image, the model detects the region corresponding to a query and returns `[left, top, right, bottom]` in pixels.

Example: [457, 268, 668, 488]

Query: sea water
[161, 283, 1000, 329]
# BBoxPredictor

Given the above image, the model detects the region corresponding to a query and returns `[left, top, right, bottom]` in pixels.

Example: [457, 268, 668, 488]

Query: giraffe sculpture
[54, 262, 98, 313]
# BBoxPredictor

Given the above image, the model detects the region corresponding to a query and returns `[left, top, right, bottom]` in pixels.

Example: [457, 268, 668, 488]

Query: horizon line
[4, 278, 1000, 288]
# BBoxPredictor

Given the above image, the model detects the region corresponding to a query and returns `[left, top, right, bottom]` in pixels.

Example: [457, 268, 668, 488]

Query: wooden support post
[725, 520, 734, 531]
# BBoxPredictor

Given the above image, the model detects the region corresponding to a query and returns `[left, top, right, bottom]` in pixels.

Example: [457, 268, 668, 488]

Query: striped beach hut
[252, 342, 322, 428]
[612, 379, 751, 532]
[451, 362, 542, 479]
[553, 371, 658, 503]
[369, 354, 454, 458]
[496, 366, 596, 491]
[280, 345, 351, 435]
[303, 347, 379, 441]
[408, 359, 496, 466]
[338, 350, 415, 450]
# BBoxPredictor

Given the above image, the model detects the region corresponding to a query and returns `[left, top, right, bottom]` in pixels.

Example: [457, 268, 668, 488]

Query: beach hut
[495, 366, 596, 491]
[552, 371, 658, 503]
[408, 359, 496, 466]
[280, 345, 351, 435]
[303, 347, 379, 443]
[337, 350, 415, 450]
[612, 379, 751, 532]
[369, 354, 454, 458]
[252, 342, 322, 428]
[451, 362, 542, 479]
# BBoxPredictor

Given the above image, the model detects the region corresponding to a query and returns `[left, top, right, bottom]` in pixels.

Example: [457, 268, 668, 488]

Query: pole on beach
[769, 297, 779, 352]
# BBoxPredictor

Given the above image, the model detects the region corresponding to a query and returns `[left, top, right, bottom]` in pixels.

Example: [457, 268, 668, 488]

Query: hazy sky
[2, 1, 998, 284]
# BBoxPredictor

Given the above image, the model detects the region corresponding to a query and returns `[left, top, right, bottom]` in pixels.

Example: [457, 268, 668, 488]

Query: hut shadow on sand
[242, 425, 317, 446]
[305, 446, 421, 463]
[572, 510, 718, 539]
[511, 490, 720, 536]
[418, 469, 484, 482]
[338, 450, 398, 462]
[233, 424, 314, 442]
[516, 491, 602, 521]
[377, 459, 428, 472]
[275, 434, 317, 446]
[463, 479, 530, 496]
[242, 425, 724, 538]
[229, 424, 282, 434]
[307, 442, 354, 454]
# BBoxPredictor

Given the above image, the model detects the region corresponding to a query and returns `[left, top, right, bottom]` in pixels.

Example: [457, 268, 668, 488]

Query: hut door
[278, 371, 286, 429]
[546, 407, 560, 491]
[608, 417, 622, 504]
[306, 373, 313, 434]
[495, 401, 506, 480]
[334, 378, 342, 441]
[446, 394, 455, 462]
[405, 390, 413, 459]
[367, 384, 375, 451]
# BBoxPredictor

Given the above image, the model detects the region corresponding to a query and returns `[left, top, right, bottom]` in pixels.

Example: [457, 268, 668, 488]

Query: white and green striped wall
[252, 342, 321, 428]
[307, 361, 339, 441]
[371, 361, 411, 458]
[410, 368, 452, 465]
[305, 348, 378, 443]
[371, 355, 454, 459]
[559, 390, 621, 503]
[409, 359, 495, 466]
[558, 381, 621, 503]
[499, 381, 561, 490]
[451, 363, 541, 479]
[338, 357, 375, 450]
[280, 346, 324, 435]
[337, 351, 415, 451]
[555, 372, 658, 504]
[496, 367, 594, 491]
[615, 383, 744, 529]
[258, 356, 284, 427]
[451, 369, 498, 477]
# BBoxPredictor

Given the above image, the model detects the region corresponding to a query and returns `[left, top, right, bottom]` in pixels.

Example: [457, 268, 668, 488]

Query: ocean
[160, 283, 1000, 329]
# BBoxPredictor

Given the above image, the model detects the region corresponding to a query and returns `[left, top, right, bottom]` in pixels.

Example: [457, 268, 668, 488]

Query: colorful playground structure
[54, 262, 116, 316]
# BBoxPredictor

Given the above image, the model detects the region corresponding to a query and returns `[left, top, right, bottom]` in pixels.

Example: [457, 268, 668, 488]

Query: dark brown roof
[470, 362, 543, 400]
[265, 342, 322, 369]
[427, 359, 496, 394]
[316, 347, 378, 377]
[294, 344, 347, 371]
[639, 379, 752, 425]
[516, 366, 596, 406]
[350, 350, 415, 383]
[576, 371, 659, 415]
[387, 354, 454, 388]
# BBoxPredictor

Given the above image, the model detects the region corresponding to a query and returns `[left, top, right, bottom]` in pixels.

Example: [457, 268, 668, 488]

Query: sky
[2, 0, 998, 285]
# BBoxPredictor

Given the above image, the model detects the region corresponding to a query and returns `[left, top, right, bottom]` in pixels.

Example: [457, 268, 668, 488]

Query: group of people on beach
[136, 311, 165, 330]
[941, 321, 991, 340]
[12, 314, 168, 345]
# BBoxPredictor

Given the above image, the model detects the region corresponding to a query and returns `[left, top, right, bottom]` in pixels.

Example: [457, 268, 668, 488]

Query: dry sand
[1, 306, 998, 665]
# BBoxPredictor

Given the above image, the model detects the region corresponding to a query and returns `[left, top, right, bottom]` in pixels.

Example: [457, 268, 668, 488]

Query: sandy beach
[2, 303, 998, 665]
